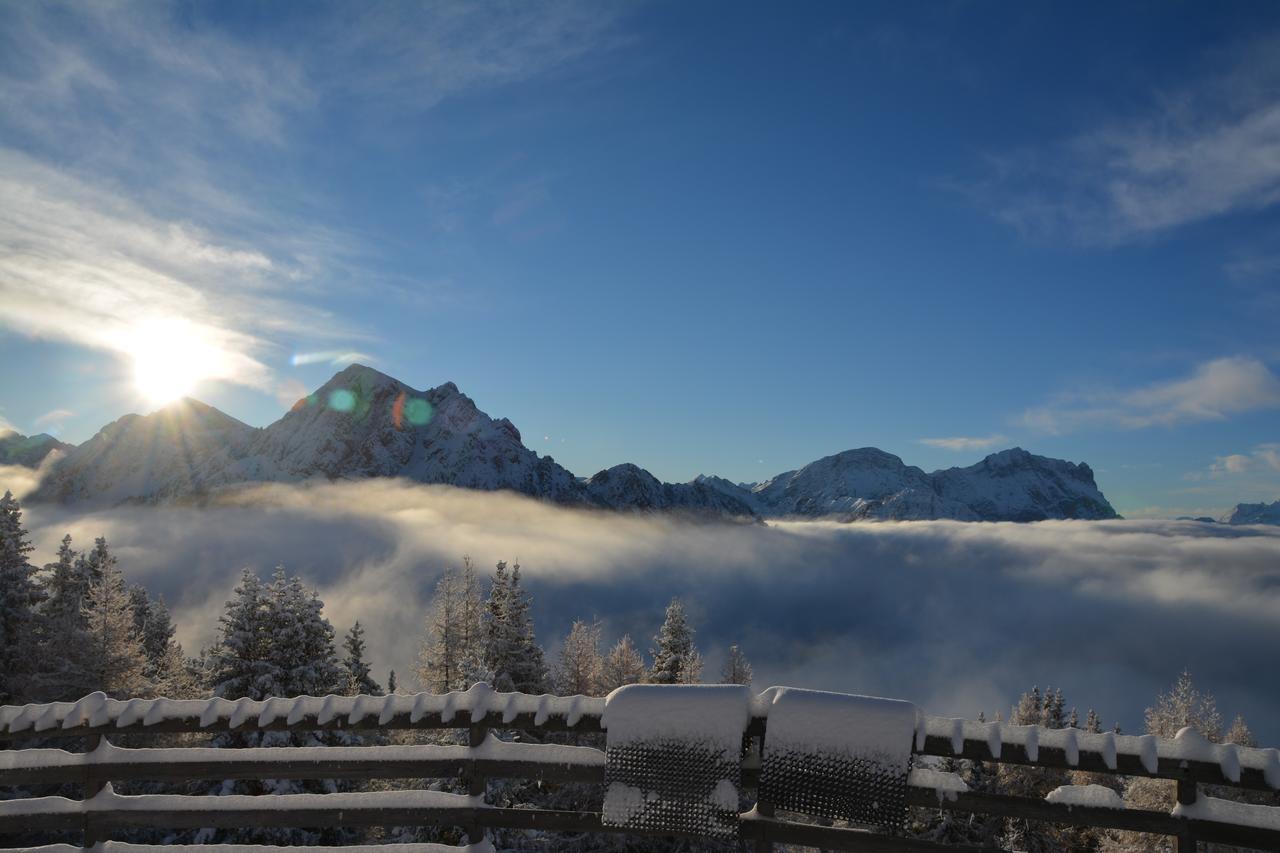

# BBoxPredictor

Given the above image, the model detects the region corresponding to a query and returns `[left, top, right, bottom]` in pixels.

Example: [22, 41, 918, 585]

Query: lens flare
[329, 389, 356, 412]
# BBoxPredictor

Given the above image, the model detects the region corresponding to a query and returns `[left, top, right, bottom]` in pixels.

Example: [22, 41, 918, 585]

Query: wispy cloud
[1022, 357, 1280, 434]
[919, 434, 1009, 451]
[968, 32, 1280, 243]
[33, 409, 74, 430]
[1207, 444, 1280, 477]
[0, 150, 354, 392]
[0, 1, 627, 395]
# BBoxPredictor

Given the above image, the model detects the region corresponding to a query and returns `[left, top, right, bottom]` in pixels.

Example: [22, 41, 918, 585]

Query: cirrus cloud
[1022, 357, 1280, 434]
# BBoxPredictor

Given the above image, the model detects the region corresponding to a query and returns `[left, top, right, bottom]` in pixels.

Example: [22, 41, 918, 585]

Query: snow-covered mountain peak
[1221, 500, 1280, 525]
[21, 366, 1118, 522]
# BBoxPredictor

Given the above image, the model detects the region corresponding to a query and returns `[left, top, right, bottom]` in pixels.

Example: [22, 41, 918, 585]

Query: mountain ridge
[24, 364, 1118, 521]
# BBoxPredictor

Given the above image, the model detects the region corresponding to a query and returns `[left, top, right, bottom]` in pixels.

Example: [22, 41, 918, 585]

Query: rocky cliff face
[25, 364, 1119, 522]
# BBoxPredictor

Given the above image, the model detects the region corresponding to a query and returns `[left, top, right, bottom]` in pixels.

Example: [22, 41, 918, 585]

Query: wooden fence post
[83, 734, 104, 848]
[466, 720, 488, 845]
[752, 730, 773, 853]
[1175, 777, 1197, 853]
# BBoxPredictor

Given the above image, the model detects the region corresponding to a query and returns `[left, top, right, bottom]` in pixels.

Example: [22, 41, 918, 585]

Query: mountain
[1220, 501, 1280, 525]
[587, 463, 757, 517]
[23, 364, 1119, 521]
[698, 446, 1118, 522]
[0, 430, 74, 467]
[29, 399, 256, 504]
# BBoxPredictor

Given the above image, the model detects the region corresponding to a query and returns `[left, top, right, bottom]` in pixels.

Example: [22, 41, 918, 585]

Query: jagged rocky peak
[1220, 500, 1280, 525]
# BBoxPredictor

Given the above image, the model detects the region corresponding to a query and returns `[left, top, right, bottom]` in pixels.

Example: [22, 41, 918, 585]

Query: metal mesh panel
[602, 737, 740, 838]
[759, 745, 911, 832]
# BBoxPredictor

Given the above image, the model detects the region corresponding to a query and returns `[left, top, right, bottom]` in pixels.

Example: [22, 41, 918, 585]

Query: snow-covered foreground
[18, 479, 1280, 743]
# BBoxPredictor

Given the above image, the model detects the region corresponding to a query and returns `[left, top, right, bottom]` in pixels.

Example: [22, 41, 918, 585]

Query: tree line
[0, 490, 1270, 851]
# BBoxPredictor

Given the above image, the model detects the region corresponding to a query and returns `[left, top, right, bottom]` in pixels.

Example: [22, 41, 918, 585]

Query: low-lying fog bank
[15, 478, 1280, 742]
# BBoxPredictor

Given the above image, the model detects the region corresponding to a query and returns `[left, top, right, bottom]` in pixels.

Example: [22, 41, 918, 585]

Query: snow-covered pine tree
[42, 534, 84, 626]
[30, 532, 108, 700]
[80, 537, 113, 597]
[999, 685, 1076, 852]
[129, 586, 177, 680]
[197, 566, 357, 846]
[600, 634, 646, 692]
[1102, 670, 1227, 853]
[342, 621, 381, 695]
[387, 669, 397, 694]
[418, 560, 485, 693]
[503, 562, 548, 694]
[82, 542, 149, 699]
[721, 644, 753, 686]
[649, 598, 701, 685]
[554, 619, 603, 696]
[209, 569, 273, 700]
[0, 491, 43, 703]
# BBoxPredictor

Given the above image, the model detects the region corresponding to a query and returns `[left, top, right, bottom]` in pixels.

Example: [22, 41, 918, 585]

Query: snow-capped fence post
[1175, 778, 1197, 852]
[752, 726, 774, 853]
[465, 718, 488, 844]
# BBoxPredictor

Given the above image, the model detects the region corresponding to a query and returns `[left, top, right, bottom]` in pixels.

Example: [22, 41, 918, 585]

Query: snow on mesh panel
[759, 745, 912, 831]
[758, 687, 916, 832]
[600, 684, 752, 839]
[603, 738, 741, 838]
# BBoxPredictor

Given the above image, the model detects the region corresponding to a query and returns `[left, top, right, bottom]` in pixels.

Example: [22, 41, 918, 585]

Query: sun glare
[128, 318, 229, 406]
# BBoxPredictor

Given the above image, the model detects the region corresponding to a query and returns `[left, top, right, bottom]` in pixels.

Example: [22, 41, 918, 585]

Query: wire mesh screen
[759, 745, 912, 831]
[602, 738, 741, 838]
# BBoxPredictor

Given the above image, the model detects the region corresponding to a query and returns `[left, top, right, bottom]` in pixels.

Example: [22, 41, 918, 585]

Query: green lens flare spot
[405, 397, 433, 425]
[329, 389, 356, 412]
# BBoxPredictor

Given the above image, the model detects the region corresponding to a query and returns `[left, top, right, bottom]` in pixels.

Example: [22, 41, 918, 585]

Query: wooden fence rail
[2, 689, 1278, 852]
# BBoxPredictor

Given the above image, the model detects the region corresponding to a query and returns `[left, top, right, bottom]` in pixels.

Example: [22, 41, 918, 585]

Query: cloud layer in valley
[15, 479, 1280, 743]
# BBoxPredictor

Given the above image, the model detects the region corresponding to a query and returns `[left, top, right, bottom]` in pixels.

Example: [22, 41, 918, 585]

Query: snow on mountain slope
[698, 447, 1117, 521]
[0, 430, 74, 467]
[586, 463, 757, 516]
[22, 364, 1119, 522]
[1220, 500, 1280, 525]
[200, 365, 590, 504]
[28, 399, 257, 504]
[930, 447, 1119, 522]
[746, 447, 980, 520]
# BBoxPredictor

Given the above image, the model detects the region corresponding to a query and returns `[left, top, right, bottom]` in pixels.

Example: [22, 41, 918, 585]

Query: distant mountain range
[15, 364, 1123, 522]
[0, 430, 73, 468]
[1217, 501, 1280, 526]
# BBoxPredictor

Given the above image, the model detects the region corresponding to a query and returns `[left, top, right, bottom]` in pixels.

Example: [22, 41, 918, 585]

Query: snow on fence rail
[1, 686, 1278, 853]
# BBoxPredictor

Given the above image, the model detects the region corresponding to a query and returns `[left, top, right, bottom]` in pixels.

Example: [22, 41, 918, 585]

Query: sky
[1, 0, 1279, 517]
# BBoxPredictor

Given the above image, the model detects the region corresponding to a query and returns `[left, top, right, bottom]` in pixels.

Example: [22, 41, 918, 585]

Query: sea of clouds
[10, 475, 1280, 743]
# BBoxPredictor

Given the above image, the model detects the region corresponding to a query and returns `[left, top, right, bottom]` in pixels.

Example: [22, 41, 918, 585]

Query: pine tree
[130, 586, 178, 681]
[721, 644, 753, 686]
[554, 619, 604, 696]
[197, 566, 356, 846]
[210, 569, 273, 700]
[649, 598, 700, 685]
[1000, 685, 1074, 852]
[42, 534, 85, 627]
[418, 560, 484, 693]
[342, 621, 381, 695]
[1224, 714, 1255, 747]
[82, 541, 149, 698]
[601, 634, 646, 692]
[0, 491, 43, 702]
[503, 562, 548, 693]
[387, 670, 398, 694]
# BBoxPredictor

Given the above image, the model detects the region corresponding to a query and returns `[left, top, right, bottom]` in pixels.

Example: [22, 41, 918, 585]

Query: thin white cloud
[33, 409, 74, 430]
[1023, 357, 1280, 434]
[0, 149, 356, 392]
[0, 1, 628, 395]
[919, 434, 1009, 451]
[971, 32, 1280, 243]
[1208, 444, 1280, 477]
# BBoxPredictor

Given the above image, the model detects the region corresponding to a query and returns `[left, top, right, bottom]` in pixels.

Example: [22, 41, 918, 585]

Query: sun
[128, 318, 228, 406]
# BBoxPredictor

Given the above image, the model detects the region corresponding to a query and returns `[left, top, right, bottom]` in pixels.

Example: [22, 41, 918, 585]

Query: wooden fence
[1, 688, 1278, 852]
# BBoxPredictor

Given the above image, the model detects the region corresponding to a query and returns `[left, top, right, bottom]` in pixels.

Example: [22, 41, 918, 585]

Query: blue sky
[1, 0, 1278, 517]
